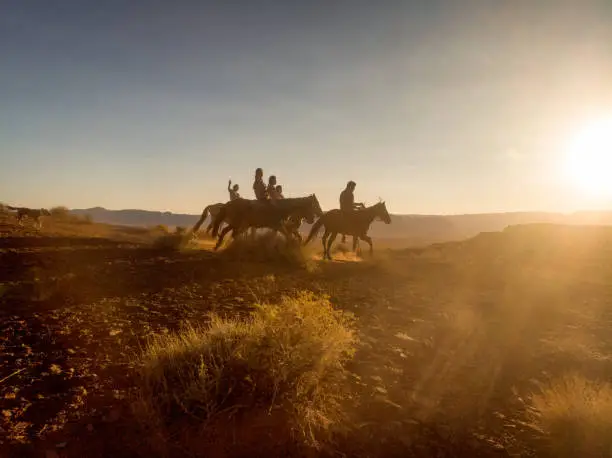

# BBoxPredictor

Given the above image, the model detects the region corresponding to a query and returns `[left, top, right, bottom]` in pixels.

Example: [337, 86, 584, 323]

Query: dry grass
[50, 206, 93, 224]
[152, 227, 198, 250]
[530, 374, 612, 457]
[133, 291, 356, 454]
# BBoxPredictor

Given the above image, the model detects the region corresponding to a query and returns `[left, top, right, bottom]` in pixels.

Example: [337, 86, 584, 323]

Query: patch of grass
[133, 291, 356, 454]
[50, 206, 71, 218]
[152, 227, 197, 251]
[152, 224, 170, 234]
[530, 374, 612, 458]
[50, 206, 92, 224]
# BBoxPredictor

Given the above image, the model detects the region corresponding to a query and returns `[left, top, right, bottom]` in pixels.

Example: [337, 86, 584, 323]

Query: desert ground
[1, 210, 612, 457]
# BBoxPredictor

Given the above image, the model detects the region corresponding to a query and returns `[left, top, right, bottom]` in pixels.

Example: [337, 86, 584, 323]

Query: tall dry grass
[133, 291, 356, 455]
[530, 374, 612, 457]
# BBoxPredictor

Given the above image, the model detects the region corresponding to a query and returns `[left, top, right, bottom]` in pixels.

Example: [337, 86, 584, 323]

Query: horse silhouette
[304, 202, 391, 260]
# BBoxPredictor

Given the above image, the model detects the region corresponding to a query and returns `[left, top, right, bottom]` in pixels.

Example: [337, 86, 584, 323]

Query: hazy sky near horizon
[1, 0, 611, 214]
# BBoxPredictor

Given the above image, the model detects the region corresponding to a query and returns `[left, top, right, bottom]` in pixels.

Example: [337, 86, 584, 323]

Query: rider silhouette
[340, 180, 365, 243]
[267, 175, 281, 200]
[253, 168, 267, 201]
[275, 185, 284, 199]
[228, 180, 240, 201]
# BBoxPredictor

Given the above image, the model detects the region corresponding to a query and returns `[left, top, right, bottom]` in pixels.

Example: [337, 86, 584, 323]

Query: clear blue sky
[1, 0, 611, 214]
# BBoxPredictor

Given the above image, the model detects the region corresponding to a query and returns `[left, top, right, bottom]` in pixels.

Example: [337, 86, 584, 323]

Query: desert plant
[50, 206, 70, 219]
[133, 291, 356, 452]
[152, 224, 170, 234]
[530, 374, 612, 458]
[152, 229, 197, 251]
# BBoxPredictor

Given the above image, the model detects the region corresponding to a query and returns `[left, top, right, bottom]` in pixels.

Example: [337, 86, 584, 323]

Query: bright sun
[563, 117, 612, 197]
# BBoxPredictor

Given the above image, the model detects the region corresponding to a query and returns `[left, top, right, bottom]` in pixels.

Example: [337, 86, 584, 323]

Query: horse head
[375, 201, 392, 224]
[310, 194, 323, 217]
[300, 195, 321, 224]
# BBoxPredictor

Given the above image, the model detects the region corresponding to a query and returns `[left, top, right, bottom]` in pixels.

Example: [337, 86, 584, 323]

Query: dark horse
[304, 201, 391, 260]
[211, 195, 323, 251]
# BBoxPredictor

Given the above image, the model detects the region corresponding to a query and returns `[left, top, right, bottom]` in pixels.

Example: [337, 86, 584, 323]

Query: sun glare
[563, 117, 612, 197]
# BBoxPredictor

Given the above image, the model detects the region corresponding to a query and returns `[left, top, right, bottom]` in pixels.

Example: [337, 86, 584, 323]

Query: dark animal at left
[7, 206, 51, 228]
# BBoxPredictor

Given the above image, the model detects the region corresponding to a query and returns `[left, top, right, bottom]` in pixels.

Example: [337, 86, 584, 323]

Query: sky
[1, 0, 611, 215]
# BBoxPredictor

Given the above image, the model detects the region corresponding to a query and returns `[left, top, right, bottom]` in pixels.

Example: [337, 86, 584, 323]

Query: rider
[227, 179, 240, 201]
[267, 175, 280, 200]
[340, 180, 365, 243]
[253, 168, 267, 201]
[275, 185, 284, 199]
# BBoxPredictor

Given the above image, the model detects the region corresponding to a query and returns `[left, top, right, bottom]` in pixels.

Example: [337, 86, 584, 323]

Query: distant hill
[70, 207, 200, 228]
[70, 206, 612, 243]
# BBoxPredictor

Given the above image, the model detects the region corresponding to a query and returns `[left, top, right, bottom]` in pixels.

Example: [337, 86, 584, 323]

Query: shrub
[152, 224, 170, 234]
[530, 374, 612, 458]
[152, 227, 197, 250]
[50, 206, 70, 218]
[133, 291, 356, 454]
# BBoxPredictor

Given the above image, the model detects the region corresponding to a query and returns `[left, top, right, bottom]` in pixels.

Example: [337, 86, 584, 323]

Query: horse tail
[192, 205, 213, 233]
[211, 204, 227, 238]
[304, 216, 325, 245]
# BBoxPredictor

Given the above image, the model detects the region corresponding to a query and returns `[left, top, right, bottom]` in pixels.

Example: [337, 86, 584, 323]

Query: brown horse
[304, 201, 391, 260]
[191, 203, 226, 235]
[211, 195, 323, 251]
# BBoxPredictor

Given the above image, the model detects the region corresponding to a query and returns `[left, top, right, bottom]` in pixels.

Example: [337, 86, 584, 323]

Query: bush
[50, 206, 70, 218]
[48, 206, 92, 224]
[152, 227, 197, 250]
[152, 224, 170, 234]
[530, 374, 612, 457]
[133, 291, 356, 454]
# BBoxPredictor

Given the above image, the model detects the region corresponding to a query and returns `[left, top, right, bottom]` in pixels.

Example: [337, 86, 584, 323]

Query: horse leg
[326, 232, 338, 260]
[321, 230, 330, 259]
[360, 235, 373, 256]
[215, 226, 233, 251]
